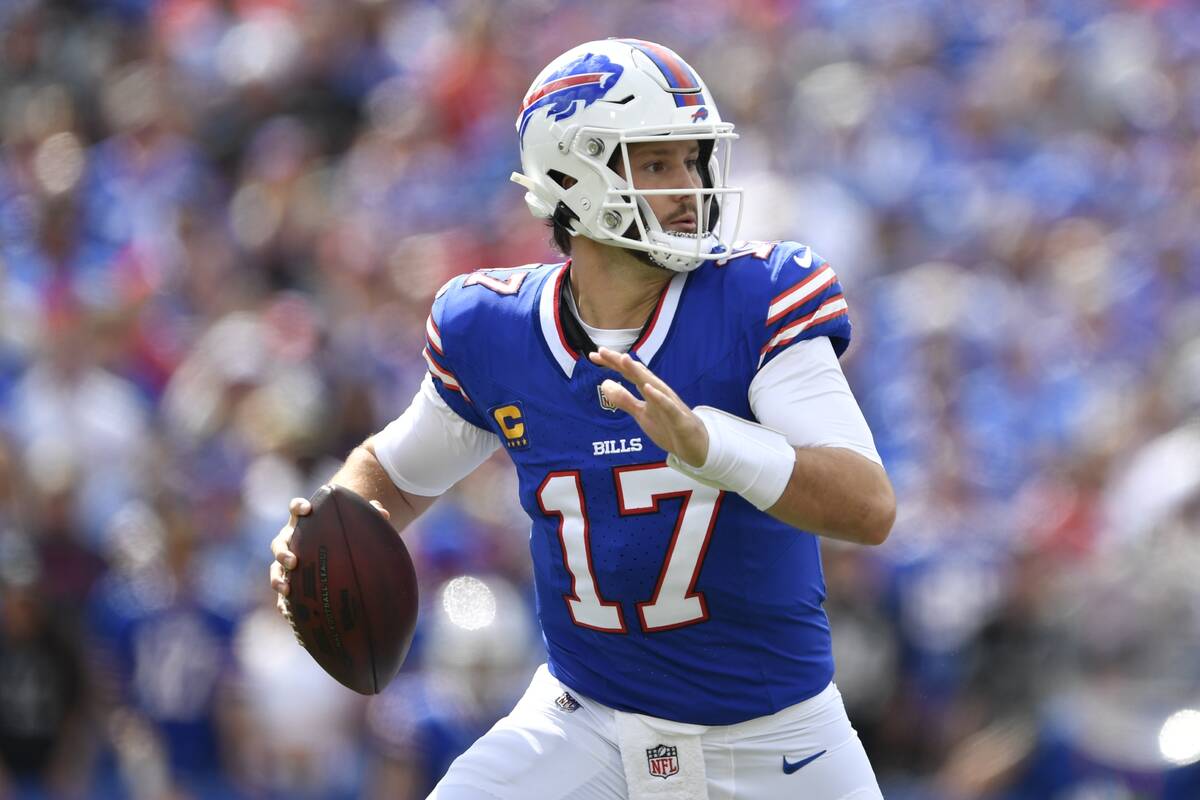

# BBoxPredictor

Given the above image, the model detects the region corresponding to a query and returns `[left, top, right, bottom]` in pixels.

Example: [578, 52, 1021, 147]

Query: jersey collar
[537, 261, 688, 379]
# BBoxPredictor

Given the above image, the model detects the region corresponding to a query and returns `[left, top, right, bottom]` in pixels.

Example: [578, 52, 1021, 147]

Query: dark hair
[549, 201, 576, 255]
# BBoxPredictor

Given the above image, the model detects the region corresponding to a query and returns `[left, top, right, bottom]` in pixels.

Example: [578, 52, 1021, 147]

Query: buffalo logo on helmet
[691, 107, 709, 123]
[518, 53, 624, 143]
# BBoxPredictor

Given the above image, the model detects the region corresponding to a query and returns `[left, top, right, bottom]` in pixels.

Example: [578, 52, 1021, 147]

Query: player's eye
[642, 161, 664, 173]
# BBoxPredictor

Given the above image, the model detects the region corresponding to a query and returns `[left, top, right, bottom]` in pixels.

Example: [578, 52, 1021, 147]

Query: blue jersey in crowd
[423, 241, 851, 724]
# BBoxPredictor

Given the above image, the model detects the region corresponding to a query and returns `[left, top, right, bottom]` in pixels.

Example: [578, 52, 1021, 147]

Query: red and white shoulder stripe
[758, 294, 849, 368]
[422, 346, 469, 401]
[425, 314, 444, 355]
[766, 265, 837, 326]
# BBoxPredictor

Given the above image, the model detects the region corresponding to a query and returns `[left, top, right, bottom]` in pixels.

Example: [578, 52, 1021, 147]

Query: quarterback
[271, 38, 894, 799]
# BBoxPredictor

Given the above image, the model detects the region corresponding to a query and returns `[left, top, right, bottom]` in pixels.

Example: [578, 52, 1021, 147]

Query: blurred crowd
[1, 0, 1199, 798]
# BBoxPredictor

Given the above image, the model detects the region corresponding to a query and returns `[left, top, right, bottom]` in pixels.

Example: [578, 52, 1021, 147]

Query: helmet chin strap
[594, 221, 707, 274]
[634, 195, 715, 273]
[645, 232, 719, 272]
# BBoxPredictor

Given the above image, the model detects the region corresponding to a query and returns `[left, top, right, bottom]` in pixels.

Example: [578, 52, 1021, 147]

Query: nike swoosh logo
[793, 250, 813, 269]
[782, 750, 826, 774]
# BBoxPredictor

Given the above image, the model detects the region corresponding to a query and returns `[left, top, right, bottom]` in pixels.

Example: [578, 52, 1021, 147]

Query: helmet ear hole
[547, 169, 577, 190]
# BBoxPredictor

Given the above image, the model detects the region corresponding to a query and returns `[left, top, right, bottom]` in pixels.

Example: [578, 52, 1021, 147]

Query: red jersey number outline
[536, 463, 723, 634]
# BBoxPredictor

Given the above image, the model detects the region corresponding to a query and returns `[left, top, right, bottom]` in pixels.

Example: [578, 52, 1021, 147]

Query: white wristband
[666, 406, 796, 510]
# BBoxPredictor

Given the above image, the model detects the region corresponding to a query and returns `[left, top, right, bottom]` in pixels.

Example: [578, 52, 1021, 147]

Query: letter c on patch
[493, 405, 525, 438]
[489, 402, 530, 450]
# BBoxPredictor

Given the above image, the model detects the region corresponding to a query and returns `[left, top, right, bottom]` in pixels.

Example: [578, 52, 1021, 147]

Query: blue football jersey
[422, 241, 852, 725]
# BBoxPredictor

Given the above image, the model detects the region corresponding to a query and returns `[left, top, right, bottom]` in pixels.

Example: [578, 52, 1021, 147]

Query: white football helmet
[511, 38, 742, 272]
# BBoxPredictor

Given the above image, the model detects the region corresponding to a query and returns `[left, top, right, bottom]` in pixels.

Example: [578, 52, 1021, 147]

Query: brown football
[287, 484, 418, 694]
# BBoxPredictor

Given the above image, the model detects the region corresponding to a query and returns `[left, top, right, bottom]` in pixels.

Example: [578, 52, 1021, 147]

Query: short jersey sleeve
[372, 374, 500, 496]
[421, 277, 492, 431]
[750, 242, 851, 371]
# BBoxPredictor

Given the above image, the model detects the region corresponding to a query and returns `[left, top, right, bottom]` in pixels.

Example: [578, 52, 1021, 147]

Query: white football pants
[428, 664, 883, 800]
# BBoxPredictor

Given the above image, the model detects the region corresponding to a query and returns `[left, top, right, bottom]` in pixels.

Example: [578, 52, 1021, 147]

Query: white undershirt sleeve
[372, 374, 501, 496]
[748, 337, 882, 465]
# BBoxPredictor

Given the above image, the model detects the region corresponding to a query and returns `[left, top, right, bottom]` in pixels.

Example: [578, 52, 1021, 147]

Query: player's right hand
[270, 494, 392, 622]
[271, 497, 310, 620]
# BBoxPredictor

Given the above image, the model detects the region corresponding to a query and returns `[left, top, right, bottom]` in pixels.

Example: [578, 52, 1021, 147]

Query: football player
[271, 38, 894, 799]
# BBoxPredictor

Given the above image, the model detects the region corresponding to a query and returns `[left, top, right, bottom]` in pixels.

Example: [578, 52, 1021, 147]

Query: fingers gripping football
[589, 347, 709, 467]
[270, 497, 308, 594]
[270, 494, 390, 643]
[270, 497, 309, 643]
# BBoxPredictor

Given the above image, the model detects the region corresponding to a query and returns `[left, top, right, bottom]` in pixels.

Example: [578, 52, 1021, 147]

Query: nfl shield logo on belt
[646, 744, 679, 779]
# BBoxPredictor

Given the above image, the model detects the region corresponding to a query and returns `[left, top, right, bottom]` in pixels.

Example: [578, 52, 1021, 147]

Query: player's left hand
[590, 347, 709, 467]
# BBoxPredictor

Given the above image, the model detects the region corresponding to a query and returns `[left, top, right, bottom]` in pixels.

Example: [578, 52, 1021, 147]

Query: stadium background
[1, 0, 1199, 797]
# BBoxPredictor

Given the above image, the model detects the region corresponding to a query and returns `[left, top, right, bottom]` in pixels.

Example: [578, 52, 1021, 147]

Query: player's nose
[669, 164, 703, 197]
